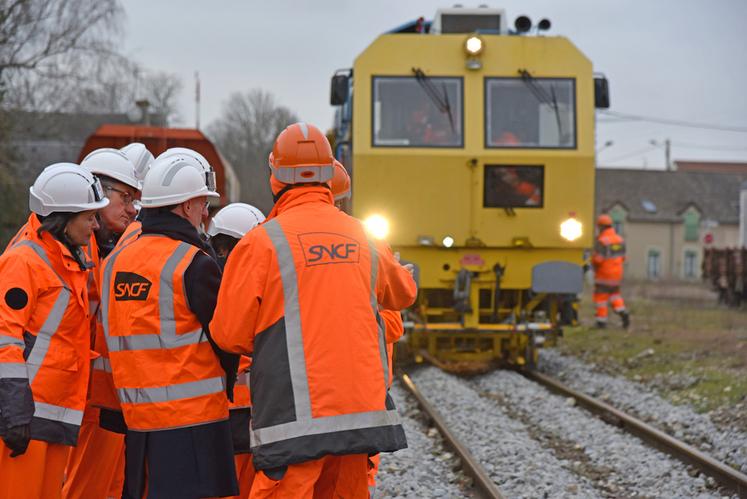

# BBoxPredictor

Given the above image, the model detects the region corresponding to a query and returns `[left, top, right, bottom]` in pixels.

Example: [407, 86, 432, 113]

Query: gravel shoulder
[539, 348, 747, 475]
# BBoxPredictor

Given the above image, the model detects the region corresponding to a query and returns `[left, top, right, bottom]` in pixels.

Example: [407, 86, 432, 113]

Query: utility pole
[195, 71, 201, 130]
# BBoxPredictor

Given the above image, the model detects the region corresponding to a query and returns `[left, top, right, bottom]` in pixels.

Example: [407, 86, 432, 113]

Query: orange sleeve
[380, 309, 404, 344]
[0, 254, 38, 365]
[210, 230, 269, 355]
[374, 240, 417, 311]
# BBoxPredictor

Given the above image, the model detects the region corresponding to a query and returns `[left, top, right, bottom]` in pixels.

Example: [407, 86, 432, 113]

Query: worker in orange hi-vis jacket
[207, 202, 266, 499]
[592, 214, 630, 329]
[211, 122, 417, 499]
[0, 164, 109, 499]
[62, 147, 141, 499]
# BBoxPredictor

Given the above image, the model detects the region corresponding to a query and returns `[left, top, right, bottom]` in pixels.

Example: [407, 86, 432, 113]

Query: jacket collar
[267, 186, 334, 220]
[141, 210, 212, 253]
[25, 213, 90, 273]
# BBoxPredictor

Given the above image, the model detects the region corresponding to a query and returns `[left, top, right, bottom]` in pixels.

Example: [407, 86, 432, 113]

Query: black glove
[3, 423, 30, 457]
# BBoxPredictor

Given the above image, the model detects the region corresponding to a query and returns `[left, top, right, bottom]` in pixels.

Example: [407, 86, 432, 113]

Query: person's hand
[3, 424, 30, 457]
[394, 251, 401, 263]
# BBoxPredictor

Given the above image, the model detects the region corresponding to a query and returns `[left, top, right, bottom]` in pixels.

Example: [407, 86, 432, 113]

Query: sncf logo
[299, 232, 361, 267]
[113, 272, 153, 301]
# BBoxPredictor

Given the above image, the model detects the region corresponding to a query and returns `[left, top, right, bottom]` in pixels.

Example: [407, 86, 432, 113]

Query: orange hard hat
[269, 122, 334, 185]
[330, 160, 351, 201]
[597, 214, 613, 227]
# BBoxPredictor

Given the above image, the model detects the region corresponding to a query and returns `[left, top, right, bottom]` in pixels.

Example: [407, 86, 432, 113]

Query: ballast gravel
[473, 368, 733, 498]
[375, 382, 472, 498]
[408, 367, 601, 498]
[539, 349, 747, 475]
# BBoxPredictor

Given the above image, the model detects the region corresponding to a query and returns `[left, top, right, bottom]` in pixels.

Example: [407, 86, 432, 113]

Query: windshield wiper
[412, 67, 456, 133]
[518, 69, 563, 139]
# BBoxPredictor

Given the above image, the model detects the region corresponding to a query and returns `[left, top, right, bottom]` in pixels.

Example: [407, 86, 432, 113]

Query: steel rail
[398, 371, 504, 499]
[524, 369, 747, 498]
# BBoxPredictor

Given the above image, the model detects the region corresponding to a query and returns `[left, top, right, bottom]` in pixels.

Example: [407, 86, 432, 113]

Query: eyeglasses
[104, 185, 136, 206]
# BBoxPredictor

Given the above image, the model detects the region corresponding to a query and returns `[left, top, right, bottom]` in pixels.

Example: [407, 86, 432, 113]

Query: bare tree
[0, 0, 124, 110]
[140, 71, 183, 125]
[208, 89, 298, 213]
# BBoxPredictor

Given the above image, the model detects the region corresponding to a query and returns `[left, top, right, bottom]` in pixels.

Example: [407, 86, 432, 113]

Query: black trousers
[123, 420, 238, 499]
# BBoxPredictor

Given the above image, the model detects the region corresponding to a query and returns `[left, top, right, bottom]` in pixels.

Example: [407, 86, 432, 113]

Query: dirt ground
[560, 279, 747, 431]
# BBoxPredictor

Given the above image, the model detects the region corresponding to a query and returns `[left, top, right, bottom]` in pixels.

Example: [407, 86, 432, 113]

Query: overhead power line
[670, 141, 747, 151]
[598, 110, 747, 133]
[603, 144, 660, 164]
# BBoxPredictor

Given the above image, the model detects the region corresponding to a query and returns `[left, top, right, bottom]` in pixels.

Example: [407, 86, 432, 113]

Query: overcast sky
[122, 0, 747, 169]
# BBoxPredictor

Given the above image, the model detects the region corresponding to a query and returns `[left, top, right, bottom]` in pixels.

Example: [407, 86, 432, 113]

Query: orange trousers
[251, 454, 368, 499]
[0, 439, 70, 499]
[593, 288, 626, 323]
[61, 407, 125, 499]
[226, 453, 255, 499]
[367, 454, 380, 497]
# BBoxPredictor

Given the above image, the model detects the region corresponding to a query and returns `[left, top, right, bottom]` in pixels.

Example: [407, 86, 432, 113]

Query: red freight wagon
[78, 124, 239, 207]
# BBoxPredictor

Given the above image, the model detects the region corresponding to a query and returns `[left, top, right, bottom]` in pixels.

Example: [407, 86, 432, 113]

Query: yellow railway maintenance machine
[330, 7, 610, 368]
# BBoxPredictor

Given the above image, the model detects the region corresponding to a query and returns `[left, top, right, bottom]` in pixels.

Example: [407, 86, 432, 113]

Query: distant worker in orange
[211, 122, 417, 498]
[592, 214, 630, 329]
[0, 164, 109, 499]
[500, 167, 541, 206]
[207, 202, 266, 499]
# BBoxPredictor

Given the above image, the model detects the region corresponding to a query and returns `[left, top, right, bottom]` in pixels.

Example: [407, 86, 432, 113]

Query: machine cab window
[372, 76, 463, 147]
[485, 77, 576, 148]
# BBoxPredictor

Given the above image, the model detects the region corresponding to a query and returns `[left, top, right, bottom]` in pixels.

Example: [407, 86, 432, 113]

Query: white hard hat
[29, 163, 110, 216]
[120, 143, 154, 183]
[81, 148, 140, 190]
[155, 147, 216, 193]
[207, 203, 265, 239]
[140, 157, 220, 208]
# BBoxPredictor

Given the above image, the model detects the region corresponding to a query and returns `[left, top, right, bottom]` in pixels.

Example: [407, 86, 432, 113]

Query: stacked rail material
[702, 248, 747, 307]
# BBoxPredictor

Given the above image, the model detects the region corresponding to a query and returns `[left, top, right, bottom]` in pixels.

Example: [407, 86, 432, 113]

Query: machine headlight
[442, 236, 455, 248]
[465, 35, 483, 55]
[364, 214, 390, 240]
[560, 217, 583, 241]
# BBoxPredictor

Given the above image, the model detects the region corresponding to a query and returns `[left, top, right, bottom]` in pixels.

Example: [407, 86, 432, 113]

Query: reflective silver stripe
[0, 335, 24, 348]
[117, 225, 140, 248]
[263, 220, 312, 420]
[14, 241, 72, 384]
[100, 244, 129, 355]
[251, 409, 401, 446]
[92, 356, 111, 373]
[0, 363, 27, 378]
[367, 236, 389, 389]
[108, 329, 205, 352]
[254, 221, 402, 447]
[369, 485, 376, 498]
[118, 376, 225, 405]
[103, 241, 205, 353]
[34, 401, 84, 426]
[237, 372, 249, 386]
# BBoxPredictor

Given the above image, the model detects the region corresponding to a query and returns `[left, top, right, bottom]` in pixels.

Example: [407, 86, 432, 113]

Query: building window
[647, 249, 661, 279]
[683, 210, 700, 242]
[683, 250, 698, 279]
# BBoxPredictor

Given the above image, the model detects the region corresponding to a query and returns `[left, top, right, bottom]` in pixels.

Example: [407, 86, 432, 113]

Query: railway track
[523, 369, 747, 498]
[417, 349, 747, 497]
[397, 371, 505, 499]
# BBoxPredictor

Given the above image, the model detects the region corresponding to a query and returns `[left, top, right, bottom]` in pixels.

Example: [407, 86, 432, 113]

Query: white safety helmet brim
[140, 158, 220, 208]
[29, 163, 110, 216]
[207, 203, 265, 238]
[81, 148, 141, 191]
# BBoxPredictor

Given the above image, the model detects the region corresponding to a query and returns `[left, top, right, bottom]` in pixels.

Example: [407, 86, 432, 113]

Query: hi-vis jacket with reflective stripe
[102, 233, 228, 431]
[211, 187, 418, 470]
[89, 221, 142, 411]
[592, 227, 626, 287]
[0, 214, 92, 446]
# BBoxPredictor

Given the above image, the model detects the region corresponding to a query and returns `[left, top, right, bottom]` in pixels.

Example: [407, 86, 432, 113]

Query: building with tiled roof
[596, 164, 747, 280]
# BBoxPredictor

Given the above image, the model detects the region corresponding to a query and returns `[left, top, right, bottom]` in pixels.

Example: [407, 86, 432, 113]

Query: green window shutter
[683, 210, 700, 242]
